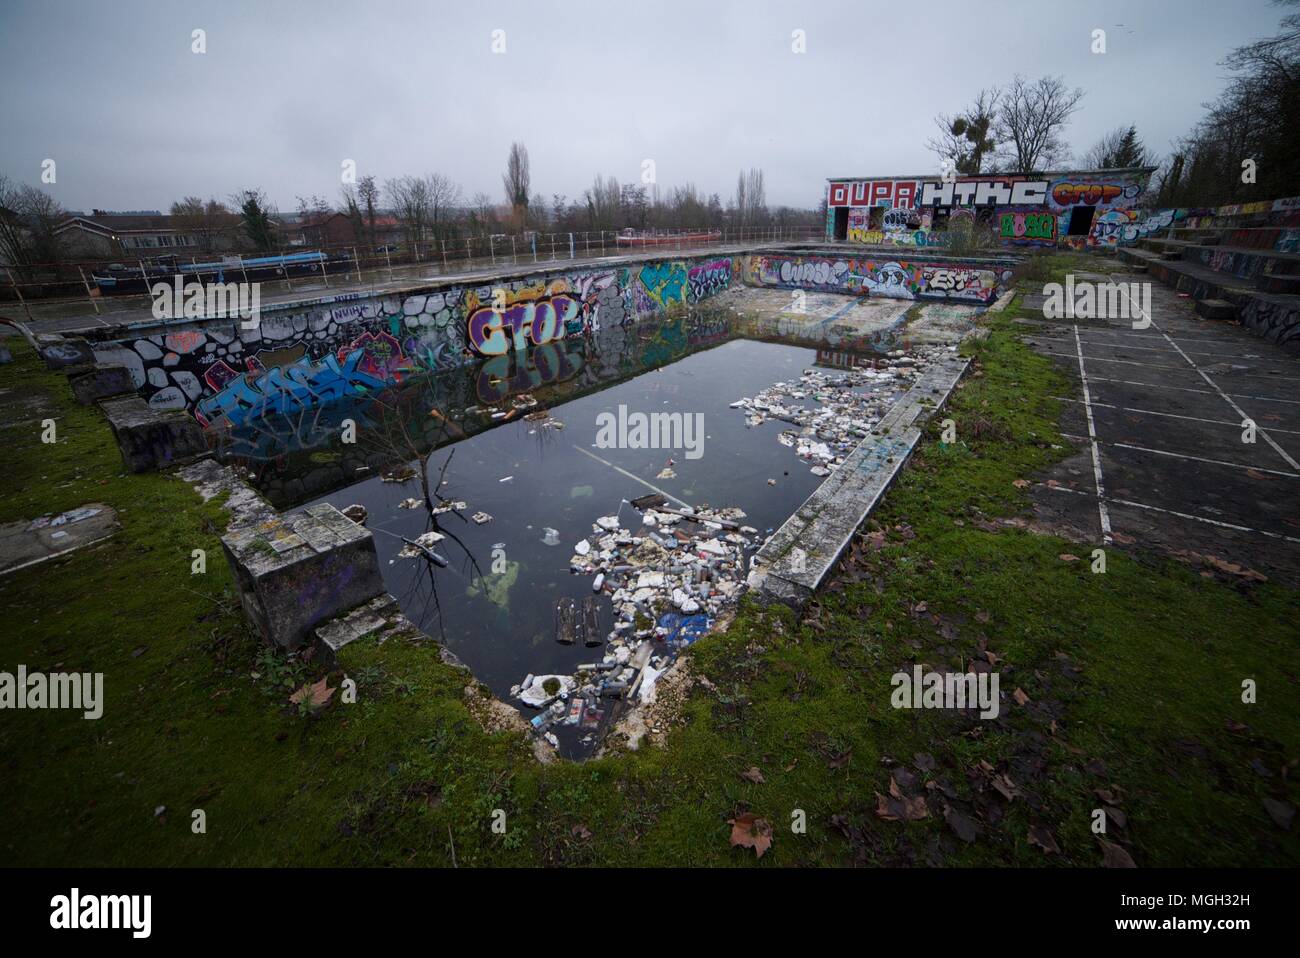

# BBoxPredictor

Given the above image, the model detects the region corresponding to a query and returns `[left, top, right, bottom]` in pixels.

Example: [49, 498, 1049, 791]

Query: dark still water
[307, 338, 825, 722]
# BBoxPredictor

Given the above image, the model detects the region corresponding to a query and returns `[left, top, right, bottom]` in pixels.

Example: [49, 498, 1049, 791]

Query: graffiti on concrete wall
[92, 256, 736, 428]
[749, 254, 1007, 303]
[999, 211, 1056, 243]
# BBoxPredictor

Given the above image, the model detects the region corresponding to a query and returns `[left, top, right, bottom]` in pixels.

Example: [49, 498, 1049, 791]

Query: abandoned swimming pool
[213, 311, 964, 758]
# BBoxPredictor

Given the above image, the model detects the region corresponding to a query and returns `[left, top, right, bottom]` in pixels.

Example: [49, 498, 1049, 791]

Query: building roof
[825, 166, 1158, 181]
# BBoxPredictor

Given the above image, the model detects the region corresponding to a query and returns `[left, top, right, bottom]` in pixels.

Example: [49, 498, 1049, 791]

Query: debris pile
[729, 349, 946, 476]
[512, 492, 761, 749]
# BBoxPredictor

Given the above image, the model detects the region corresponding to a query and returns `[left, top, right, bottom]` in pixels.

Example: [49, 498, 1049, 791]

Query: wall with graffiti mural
[89, 253, 738, 432]
[826, 167, 1156, 251]
[744, 253, 1014, 304]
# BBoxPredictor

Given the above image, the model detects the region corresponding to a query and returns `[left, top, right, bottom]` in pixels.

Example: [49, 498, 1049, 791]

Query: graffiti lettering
[467, 293, 580, 356]
[1051, 182, 1122, 206]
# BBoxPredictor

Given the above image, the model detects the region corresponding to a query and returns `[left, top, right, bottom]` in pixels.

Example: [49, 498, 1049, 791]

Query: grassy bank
[1, 283, 1295, 866]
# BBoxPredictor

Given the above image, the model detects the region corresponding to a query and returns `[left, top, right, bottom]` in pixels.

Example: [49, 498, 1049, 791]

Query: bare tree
[502, 142, 530, 232]
[994, 74, 1085, 171]
[356, 175, 381, 247]
[469, 192, 497, 234]
[584, 174, 622, 230]
[0, 176, 67, 277]
[927, 88, 1001, 174]
[426, 173, 462, 239]
[733, 168, 767, 229]
[386, 175, 431, 247]
[169, 196, 234, 252]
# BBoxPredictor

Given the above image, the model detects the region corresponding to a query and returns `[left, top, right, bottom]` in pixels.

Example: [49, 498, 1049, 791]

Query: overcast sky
[0, 0, 1288, 214]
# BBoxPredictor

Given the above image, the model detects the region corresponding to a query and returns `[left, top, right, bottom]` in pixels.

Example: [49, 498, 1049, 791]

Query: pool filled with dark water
[300, 338, 825, 751]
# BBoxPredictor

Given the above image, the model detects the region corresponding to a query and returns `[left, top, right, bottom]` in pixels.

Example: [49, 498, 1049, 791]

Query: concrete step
[1195, 298, 1238, 321]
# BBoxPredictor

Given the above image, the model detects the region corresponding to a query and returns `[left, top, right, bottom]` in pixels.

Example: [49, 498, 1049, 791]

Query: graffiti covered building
[825, 167, 1158, 250]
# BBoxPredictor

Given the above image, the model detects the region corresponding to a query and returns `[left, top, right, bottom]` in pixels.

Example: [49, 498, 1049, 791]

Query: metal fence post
[77, 265, 101, 314]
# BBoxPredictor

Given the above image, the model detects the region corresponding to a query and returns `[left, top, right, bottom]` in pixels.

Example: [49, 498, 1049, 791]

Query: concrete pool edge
[747, 351, 974, 608]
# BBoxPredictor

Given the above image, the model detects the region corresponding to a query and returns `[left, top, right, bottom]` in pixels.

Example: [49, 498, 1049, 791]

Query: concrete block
[35, 334, 96, 371]
[1196, 298, 1238, 321]
[222, 502, 386, 650]
[98, 395, 209, 473]
[68, 363, 134, 405]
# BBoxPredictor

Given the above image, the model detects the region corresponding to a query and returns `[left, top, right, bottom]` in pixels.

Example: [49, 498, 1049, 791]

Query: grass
[1, 275, 1296, 866]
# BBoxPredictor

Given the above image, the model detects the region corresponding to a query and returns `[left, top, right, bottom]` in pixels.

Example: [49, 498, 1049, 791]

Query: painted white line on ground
[1056, 432, 1300, 478]
[1042, 483, 1300, 545]
[1076, 353, 1300, 380]
[1087, 376, 1300, 406]
[1073, 324, 1111, 543]
[1118, 285, 1300, 472]
[1028, 333, 1288, 364]
[1050, 396, 1300, 437]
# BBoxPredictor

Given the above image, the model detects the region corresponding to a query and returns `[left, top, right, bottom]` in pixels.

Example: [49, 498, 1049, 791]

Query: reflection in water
[215, 307, 734, 510]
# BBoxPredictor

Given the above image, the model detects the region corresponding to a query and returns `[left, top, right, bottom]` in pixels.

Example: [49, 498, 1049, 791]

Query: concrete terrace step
[1119, 246, 1300, 351]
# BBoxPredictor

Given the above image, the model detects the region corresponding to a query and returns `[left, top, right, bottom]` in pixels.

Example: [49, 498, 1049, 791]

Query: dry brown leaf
[740, 766, 766, 785]
[1059, 553, 1079, 562]
[1013, 687, 1030, 706]
[1028, 825, 1061, 855]
[1012, 479, 1030, 489]
[1099, 839, 1137, 867]
[727, 813, 773, 858]
[289, 677, 335, 710]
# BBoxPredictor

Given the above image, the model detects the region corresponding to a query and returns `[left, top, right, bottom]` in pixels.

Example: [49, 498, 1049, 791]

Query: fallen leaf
[571, 824, 593, 841]
[1104, 805, 1128, 829]
[944, 805, 979, 843]
[1059, 553, 1079, 562]
[1099, 839, 1137, 867]
[991, 774, 1019, 802]
[1012, 479, 1030, 489]
[1263, 798, 1295, 830]
[289, 677, 335, 710]
[1245, 468, 1276, 481]
[727, 813, 773, 857]
[740, 766, 766, 785]
[1112, 531, 1136, 545]
[1028, 825, 1061, 855]
[827, 748, 853, 770]
[914, 752, 937, 772]
[1013, 688, 1030, 706]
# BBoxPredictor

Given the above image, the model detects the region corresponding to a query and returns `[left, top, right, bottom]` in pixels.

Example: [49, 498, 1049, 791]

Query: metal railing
[0, 226, 823, 324]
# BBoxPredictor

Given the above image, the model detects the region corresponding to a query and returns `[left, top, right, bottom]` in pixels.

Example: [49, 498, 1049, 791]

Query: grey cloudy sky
[0, 0, 1286, 213]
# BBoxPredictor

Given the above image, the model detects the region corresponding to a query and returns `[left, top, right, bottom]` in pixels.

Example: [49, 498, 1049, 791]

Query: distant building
[54, 210, 245, 259]
[276, 212, 406, 249]
[824, 167, 1157, 250]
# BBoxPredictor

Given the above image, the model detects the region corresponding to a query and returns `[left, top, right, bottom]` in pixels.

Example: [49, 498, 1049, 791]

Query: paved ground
[1017, 272, 1300, 586]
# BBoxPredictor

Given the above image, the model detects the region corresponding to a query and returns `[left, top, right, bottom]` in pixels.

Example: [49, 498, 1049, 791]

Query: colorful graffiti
[999, 211, 1056, 243]
[92, 254, 740, 427]
[467, 287, 580, 355]
[687, 259, 731, 302]
[829, 169, 1154, 250]
[750, 254, 1007, 304]
[196, 348, 389, 429]
[638, 262, 688, 308]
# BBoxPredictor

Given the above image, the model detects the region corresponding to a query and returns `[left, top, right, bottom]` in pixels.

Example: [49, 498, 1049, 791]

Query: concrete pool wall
[70, 247, 1018, 432]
